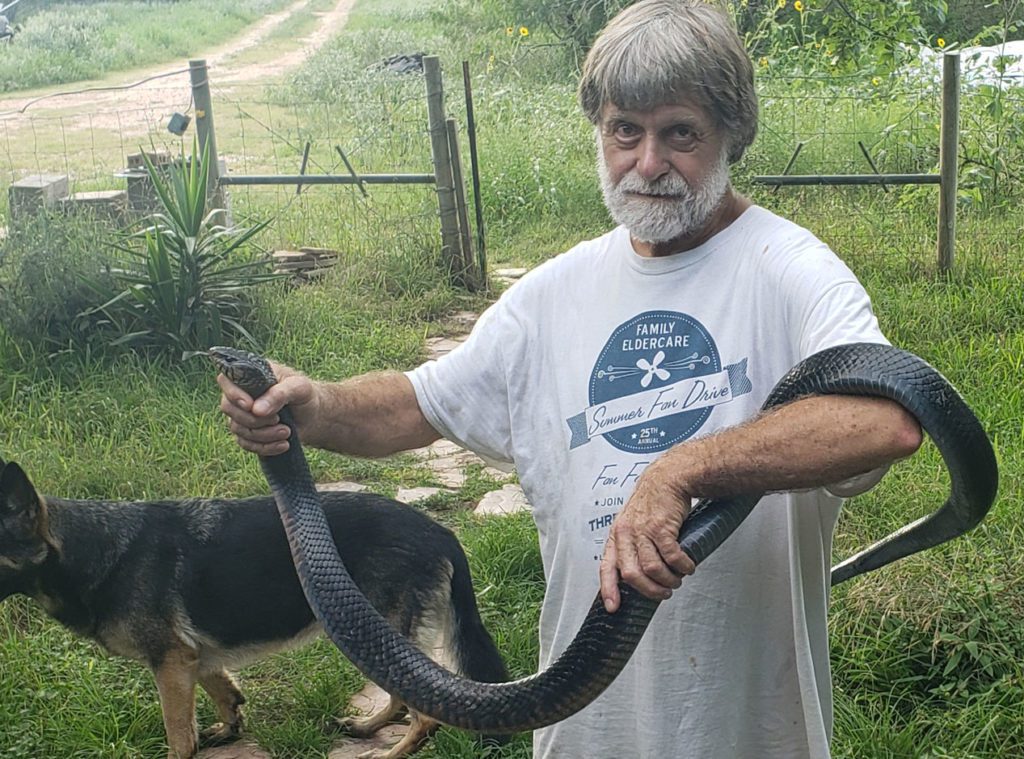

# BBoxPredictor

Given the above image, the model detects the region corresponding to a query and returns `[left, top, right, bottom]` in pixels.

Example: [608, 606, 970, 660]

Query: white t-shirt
[408, 206, 888, 759]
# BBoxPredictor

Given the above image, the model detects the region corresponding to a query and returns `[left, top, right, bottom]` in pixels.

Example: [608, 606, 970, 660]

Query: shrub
[80, 141, 279, 359]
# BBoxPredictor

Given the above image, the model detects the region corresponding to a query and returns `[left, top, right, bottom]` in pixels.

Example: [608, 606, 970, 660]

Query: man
[218, 1, 921, 756]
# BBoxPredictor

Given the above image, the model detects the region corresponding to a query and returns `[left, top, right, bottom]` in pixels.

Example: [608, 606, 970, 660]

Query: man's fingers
[599, 540, 621, 613]
[216, 372, 252, 409]
[616, 534, 670, 601]
[634, 540, 684, 594]
[657, 536, 696, 577]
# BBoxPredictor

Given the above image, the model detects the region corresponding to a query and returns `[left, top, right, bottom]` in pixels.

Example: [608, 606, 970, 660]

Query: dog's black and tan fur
[0, 457, 508, 759]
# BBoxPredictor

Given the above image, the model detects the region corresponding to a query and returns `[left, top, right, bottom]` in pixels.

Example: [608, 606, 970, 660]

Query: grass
[1, 0, 1023, 757]
[0, 0, 295, 94]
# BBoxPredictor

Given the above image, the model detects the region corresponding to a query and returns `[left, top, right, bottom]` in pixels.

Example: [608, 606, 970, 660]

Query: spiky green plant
[82, 140, 279, 359]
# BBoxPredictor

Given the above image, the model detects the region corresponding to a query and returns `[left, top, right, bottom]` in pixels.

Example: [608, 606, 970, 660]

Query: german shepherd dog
[0, 457, 508, 759]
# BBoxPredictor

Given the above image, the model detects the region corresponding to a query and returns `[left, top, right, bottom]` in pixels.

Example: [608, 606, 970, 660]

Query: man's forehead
[600, 101, 713, 126]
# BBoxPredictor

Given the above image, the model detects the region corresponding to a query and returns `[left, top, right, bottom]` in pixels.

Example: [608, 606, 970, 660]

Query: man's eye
[614, 123, 639, 139]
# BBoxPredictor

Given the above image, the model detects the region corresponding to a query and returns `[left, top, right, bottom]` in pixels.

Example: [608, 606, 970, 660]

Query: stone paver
[423, 457, 468, 488]
[318, 481, 368, 493]
[394, 486, 447, 503]
[475, 483, 532, 516]
[328, 725, 408, 759]
[424, 336, 465, 360]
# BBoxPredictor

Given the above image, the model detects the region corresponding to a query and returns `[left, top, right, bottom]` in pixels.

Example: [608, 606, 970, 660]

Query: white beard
[597, 139, 731, 244]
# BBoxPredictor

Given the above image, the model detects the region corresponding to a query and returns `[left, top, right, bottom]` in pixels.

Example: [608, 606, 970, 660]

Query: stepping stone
[475, 484, 531, 516]
[424, 438, 466, 458]
[424, 457, 468, 488]
[318, 481, 368, 493]
[395, 486, 447, 503]
[425, 336, 466, 360]
[196, 741, 271, 759]
[329, 725, 408, 759]
[349, 681, 392, 716]
[492, 267, 528, 279]
[448, 310, 480, 329]
[482, 465, 516, 482]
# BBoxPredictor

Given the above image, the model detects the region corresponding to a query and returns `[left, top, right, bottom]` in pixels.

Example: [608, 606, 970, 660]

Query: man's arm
[599, 395, 922, 611]
[217, 363, 441, 458]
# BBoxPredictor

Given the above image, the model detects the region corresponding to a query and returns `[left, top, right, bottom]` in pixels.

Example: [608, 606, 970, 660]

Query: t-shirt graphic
[566, 310, 752, 453]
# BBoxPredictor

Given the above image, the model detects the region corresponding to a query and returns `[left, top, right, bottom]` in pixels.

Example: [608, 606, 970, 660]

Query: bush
[81, 142, 279, 359]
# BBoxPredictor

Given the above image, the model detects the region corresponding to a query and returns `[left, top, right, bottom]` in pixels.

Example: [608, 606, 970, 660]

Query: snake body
[209, 342, 997, 733]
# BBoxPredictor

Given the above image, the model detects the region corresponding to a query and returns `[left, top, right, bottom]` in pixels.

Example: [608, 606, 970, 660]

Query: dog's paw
[334, 715, 381, 739]
[199, 722, 242, 747]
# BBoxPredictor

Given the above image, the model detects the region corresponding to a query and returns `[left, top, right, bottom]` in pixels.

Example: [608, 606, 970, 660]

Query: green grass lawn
[0, 0, 1022, 756]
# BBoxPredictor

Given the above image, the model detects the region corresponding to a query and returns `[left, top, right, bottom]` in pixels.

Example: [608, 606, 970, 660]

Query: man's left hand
[599, 463, 696, 613]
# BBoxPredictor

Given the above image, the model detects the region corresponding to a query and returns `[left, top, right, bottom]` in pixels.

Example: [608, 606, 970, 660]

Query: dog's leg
[337, 692, 407, 738]
[153, 645, 201, 759]
[355, 710, 439, 759]
[198, 669, 245, 746]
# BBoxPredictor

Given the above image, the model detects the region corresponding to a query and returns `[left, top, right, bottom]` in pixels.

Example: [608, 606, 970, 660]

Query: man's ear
[0, 462, 43, 522]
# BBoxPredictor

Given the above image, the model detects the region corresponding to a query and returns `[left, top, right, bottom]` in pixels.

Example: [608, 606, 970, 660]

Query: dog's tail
[447, 541, 511, 746]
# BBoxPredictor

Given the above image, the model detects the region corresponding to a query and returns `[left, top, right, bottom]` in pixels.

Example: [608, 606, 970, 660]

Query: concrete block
[8, 174, 69, 220]
[61, 189, 129, 223]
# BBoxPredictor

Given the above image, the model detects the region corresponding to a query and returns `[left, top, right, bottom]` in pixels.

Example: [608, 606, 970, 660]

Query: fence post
[937, 52, 960, 273]
[446, 118, 480, 290]
[423, 56, 464, 282]
[189, 59, 227, 225]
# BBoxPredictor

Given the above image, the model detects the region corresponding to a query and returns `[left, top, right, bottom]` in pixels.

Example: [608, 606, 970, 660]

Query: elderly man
[218, 1, 920, 756]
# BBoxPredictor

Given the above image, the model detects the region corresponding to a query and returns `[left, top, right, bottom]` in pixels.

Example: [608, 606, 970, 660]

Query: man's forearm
[651, 395, 922, 501]
[303, 371, 441, 457]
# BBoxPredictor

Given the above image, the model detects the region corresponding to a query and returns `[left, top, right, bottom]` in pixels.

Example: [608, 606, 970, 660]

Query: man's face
[596, 102, 730, 244]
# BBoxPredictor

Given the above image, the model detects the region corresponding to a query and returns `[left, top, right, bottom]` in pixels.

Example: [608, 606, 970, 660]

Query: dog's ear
[0, 462, 43, 523]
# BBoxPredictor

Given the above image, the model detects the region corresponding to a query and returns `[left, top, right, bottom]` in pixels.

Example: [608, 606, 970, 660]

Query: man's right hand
[217, 361, 319, 456]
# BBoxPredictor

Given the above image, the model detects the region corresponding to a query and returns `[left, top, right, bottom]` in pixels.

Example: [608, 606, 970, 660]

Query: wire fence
[0, 57, 1020, 274]
[742, 69, 1022, 273]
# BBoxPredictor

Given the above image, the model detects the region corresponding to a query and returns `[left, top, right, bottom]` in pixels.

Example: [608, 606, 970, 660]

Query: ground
[0, 0, 356, 137]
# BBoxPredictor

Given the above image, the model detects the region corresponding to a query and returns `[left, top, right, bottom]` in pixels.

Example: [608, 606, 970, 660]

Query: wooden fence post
[937, 52, 960, 273]
[189, 59, 228, 225]
[446, 118, 481, 290]
[423, 56, 464, 282]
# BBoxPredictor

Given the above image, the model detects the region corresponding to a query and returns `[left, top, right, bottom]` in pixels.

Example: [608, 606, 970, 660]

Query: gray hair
[578, 0, 758, 163]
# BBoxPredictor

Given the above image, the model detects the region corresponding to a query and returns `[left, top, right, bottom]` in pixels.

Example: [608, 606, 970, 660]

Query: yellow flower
[519, 26, 529, 37]
[777, 0, 786, 8]
[505, 26, 514, 36]
[872, 76, 882, 86]
[937, 37, 946, 48]
[759, 56, 769, 68]
[794, 1, 804, 11]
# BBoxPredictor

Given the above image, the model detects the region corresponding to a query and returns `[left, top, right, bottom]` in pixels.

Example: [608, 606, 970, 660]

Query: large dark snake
[209, 342, 997, 733]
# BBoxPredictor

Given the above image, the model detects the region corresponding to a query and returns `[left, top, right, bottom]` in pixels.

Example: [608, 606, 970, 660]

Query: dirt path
[0, 0, 355, 129]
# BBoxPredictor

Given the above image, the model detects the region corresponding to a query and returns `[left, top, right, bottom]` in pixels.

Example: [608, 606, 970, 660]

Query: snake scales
[210, 342, 997, 733]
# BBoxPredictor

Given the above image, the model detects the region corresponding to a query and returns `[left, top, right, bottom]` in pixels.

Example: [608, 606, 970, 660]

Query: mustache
[613, 172, 693, 197]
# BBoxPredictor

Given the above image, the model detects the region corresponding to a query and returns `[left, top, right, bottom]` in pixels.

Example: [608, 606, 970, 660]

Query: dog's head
[0, 457, 54, 600]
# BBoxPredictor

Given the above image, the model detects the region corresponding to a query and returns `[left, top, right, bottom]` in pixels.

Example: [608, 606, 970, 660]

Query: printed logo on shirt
[565, 310, 752, 454]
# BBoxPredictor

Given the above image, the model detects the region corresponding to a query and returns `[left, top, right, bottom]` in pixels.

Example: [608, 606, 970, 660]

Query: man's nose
[635, 138, 670, 182]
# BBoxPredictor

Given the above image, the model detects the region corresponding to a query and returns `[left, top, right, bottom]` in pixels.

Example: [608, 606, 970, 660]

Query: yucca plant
[83, 139, 279, 359]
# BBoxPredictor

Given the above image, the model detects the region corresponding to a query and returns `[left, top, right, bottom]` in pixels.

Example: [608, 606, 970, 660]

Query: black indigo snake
[210, 342, 997, 733]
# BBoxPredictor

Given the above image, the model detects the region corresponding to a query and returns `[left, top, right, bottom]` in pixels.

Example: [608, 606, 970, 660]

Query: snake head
[208, 346, 278, 398]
